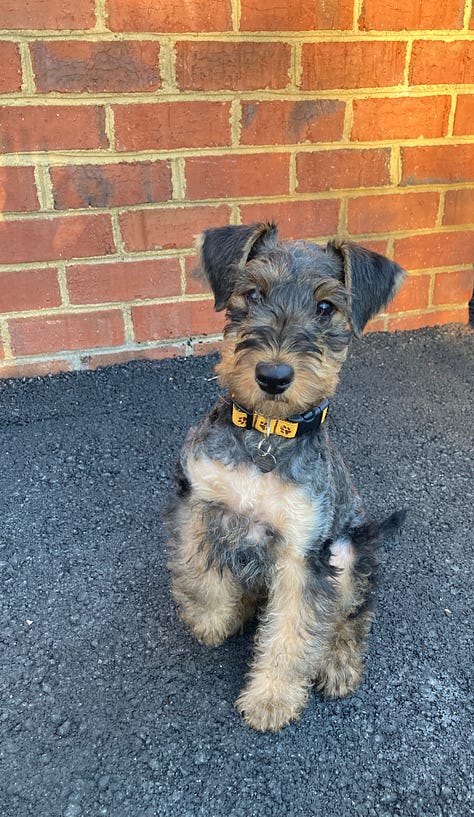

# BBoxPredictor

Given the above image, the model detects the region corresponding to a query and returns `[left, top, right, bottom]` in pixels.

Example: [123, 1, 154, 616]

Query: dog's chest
[186, 453, 323, 550]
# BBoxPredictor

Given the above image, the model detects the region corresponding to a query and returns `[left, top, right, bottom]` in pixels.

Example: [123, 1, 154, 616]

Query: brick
[297, 149, 391, 193]
[0, 0, 95, 29]
[0, 214, 115, 265]
[175, 41, 290, 91]
[114, 102, 230, 152]
[352, 96, 450, 141]
[433, 269, 474, 305]
[240, 200, 340, 239]
[357, 239, 389, 256]
[66, 258, 181, 304]
[363, 316, 387, 333]
[240, 0, 353, 30]
[192, 339, 224, 356]
[401, 145, 474, 185]
[31, 41, 161, 94]
[0, 358, 74, 378]
[9, 310, 125, 356]
[453, 94, 474, 136]
[393, 231, 474, 271]
[108, 0, 231, 32]
[0, 106, 107, 153]
[120, 205, 230, 252]
[0, 42, 22, 93]
[185, 154, 290, 200]
[360, 0, 464, 30]
[185, 256, 211, 296]
[0, 167, 39, 212]
[347, 192, 439, 235]
[241, 100, 345, 145]
[80, 345, 188, 370]
[386, 274, 431, 314]
[132, 299, 224, 342]
[301, 41, 406, 90]
[0, 268, 61, 313]
[410, 41, 474, 86]
[443, 190, 474, 225]
[388, 307, 468, 331]
[51, 162, 172, 210]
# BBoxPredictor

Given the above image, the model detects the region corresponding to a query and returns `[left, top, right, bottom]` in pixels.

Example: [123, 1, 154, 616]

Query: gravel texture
[0, 326, 472, 817]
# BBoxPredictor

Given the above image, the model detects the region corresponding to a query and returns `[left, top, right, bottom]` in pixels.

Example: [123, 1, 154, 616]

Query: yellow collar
[231, 399, 329, 439]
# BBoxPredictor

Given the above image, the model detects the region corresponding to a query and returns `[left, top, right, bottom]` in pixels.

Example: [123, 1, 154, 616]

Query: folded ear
[327, 240, 407, 336]
[196, 222, 278, 311]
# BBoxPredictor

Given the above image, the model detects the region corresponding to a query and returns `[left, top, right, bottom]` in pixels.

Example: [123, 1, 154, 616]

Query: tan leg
[236, 553, 329, 731]
[168, 502, 256, 647]
[316, 537, 373, 698]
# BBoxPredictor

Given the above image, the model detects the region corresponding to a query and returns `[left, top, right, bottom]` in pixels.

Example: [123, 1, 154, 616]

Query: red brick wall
[0, 0, 473, 377]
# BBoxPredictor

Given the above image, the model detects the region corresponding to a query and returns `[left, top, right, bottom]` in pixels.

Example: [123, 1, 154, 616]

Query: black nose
[255, 362, 294, 395]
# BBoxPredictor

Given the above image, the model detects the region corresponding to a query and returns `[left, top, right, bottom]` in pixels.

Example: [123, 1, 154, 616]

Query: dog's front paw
[316, 658, 363, 699]
[235, 680, 308, 731]
[179, 610, 228, 647]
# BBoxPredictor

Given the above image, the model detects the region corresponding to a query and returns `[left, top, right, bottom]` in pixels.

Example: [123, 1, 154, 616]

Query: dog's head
[196, 222, 406, 416]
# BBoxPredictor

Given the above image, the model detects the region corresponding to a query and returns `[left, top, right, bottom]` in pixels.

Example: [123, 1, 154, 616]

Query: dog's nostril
[255, 362, 294, 395]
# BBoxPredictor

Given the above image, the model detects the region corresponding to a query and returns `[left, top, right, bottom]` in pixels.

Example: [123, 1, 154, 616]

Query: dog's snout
[255, 362, 294, 395]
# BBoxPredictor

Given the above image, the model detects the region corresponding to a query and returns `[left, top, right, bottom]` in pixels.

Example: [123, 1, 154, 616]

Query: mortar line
[3, 84, 474, 106]
[463, 0, 473, 29]
[3, 30, 474, 43]
[3, 195, 474, 226]
[104, 106, 115, 150]
[230, 98, 242, 146]
[56, 263, 70, 306]
[3, 134, 474, 167]
[427, 270, 436, 307]
[111, 212, 125, 254]
[0, 320, 13, 359]
[0, 293, 220, 323]
[352, 0, 364, 31]
[292, 41, 303, 90]
[403, 38, 414, 87]
[289, 152, 297, 195]
[232, 0, 241, 32]
[342, 99, 353, 143]
[33, 164, 54, 211]
[122, 305, 135, 343]
[159, 38, 178, 92]
[436, 190, 446, 228]
[178, 256, 187, 296]
[94, 0, 108, 31]
[171, 157, 186, 200]
[390, 146, 402, 187]
[447, 92, 458, 136]
[19, 41, 35, 94]
[338, 199, 348, 235]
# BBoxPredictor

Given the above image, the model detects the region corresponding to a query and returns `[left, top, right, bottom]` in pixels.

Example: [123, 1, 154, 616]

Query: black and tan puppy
[165, 222, 406, 731]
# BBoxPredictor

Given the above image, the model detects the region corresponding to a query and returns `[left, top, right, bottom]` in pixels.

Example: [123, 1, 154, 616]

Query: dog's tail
[350, 509, 407, 551]
[377, 509, 407, 541]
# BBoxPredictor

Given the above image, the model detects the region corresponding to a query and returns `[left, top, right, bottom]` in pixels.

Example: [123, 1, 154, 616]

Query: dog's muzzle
[255, 362, 294, 395]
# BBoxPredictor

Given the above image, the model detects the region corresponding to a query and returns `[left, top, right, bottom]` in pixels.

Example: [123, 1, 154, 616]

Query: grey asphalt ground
[1, 326, 473, 817]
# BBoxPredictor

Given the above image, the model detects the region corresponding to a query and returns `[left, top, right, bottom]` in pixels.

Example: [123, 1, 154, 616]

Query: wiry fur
[165, 223, 406, 731]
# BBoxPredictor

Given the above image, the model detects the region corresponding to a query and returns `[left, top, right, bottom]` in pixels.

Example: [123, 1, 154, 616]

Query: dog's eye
[315, 300, 334, 318]
[244, 287, 262, 305]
